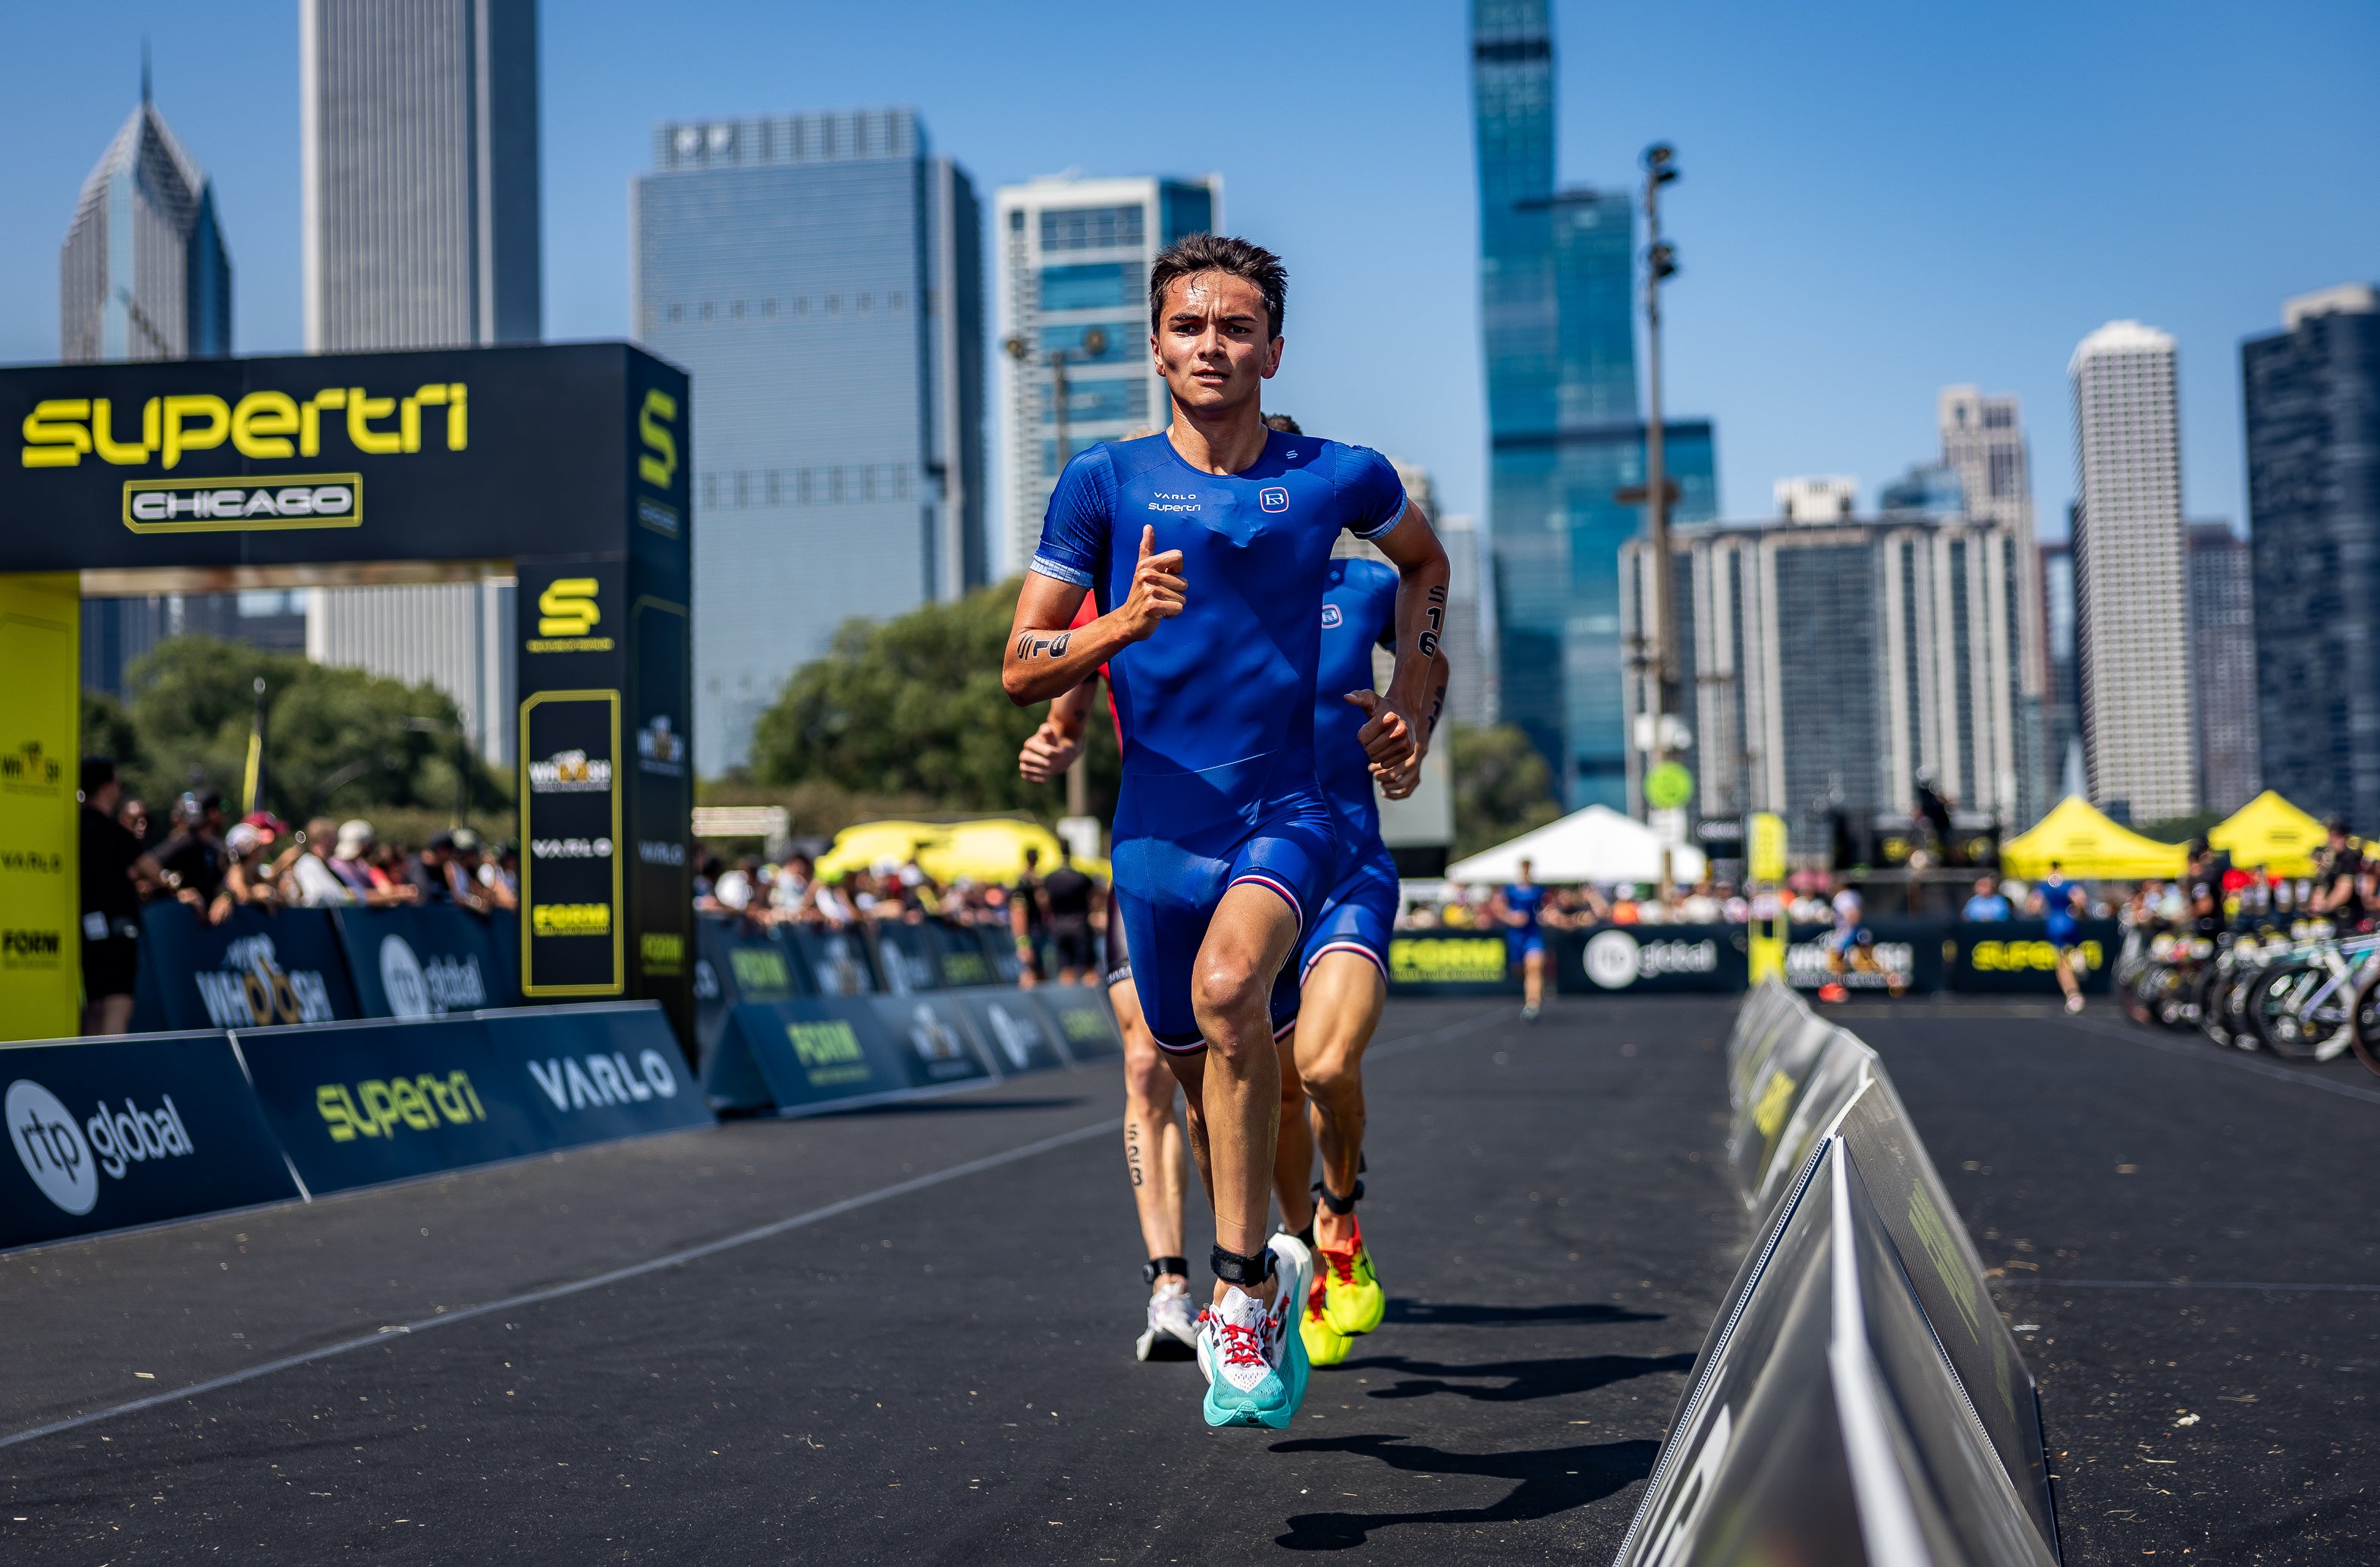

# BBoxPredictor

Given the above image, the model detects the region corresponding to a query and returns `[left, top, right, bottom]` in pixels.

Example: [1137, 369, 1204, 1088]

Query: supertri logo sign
[19, 383, 468, 469]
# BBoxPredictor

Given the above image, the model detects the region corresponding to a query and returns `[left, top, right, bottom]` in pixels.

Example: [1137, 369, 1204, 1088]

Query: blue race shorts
[1299, 838, 1400, 986]
[1110, 751, 1339, 1054]
[1507, 931, 1546, 963]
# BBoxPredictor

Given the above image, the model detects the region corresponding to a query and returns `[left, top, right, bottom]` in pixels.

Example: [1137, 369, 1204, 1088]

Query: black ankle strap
[1142, 1255, 1188, 1286]
[1312, 1178, 1364, 1214]
[1210, 1243, 1276, 1286]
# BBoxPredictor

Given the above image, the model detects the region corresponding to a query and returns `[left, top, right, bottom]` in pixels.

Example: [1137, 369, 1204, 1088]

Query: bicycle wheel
[2121, 960, 2162, 1027]
[2350, 963, 2380, 1078]
[2247, 962, 2328, 1059]
[2196, 965, 2240, 1048]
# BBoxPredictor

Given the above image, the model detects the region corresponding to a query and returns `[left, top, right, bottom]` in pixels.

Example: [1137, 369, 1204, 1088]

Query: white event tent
[1444, 805, 1707, 888]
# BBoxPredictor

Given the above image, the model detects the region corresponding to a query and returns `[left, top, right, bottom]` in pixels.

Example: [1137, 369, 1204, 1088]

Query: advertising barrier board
[950, 990, 1068, 1075]
[0, 1032, 301, 1250]
[1946, 919, 2117, 994]
[1030, 985, 1123, 1060]
[130, 902, 361, 1033]
[973, 925, 1025, 986]
[869, 923, 946, 994]
[870, 994, 1001, 1088]
[1385, 932, 1519, 996]
[787, 926, 881, 997]
[926, 922, 1000, 989]
[1783, 918, 1946, 995]
[236, 1003, 707, 1195]
[702, 997, 918, 1113]
[335, 903, 513, 1019]
[1555, 924, 1747, 994]
[692, 915, 810, 1066]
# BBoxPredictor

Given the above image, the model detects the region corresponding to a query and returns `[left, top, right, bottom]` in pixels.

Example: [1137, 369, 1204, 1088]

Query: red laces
[1218, 1319, 1267, 1368]
[1324, 1245, 1359, 1286]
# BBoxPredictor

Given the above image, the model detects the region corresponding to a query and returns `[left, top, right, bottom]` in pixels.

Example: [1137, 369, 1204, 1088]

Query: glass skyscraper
[994, 174, 1219, 576]
[1471, 0, 1717, 809]
[634, 108, 985, 775]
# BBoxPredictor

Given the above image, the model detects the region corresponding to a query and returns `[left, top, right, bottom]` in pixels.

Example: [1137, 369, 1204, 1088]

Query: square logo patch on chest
[1258, 486, 1290, 513]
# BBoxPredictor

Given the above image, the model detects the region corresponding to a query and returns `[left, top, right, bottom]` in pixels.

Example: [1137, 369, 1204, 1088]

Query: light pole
[1004, 325, 1110, 823]
[1639, 142, 1683, 896]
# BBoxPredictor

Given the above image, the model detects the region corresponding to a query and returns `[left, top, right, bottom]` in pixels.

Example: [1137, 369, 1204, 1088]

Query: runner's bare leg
[1113, 978, 1190, 1284]
[1185, 881, 1300, 1308]
[1292, 952, 1383, 1253]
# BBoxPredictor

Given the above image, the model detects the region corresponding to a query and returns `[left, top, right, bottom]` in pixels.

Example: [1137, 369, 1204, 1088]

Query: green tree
[747, 581, 1120, 819]
[1450, 723, 1562, 859]
[110, 636, 507, 822]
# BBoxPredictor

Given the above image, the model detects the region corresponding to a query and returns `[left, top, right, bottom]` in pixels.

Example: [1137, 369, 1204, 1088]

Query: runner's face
[1153, 272, 1279, 416]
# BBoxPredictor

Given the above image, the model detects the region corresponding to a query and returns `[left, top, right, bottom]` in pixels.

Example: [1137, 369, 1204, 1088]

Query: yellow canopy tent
[2000, 795, 2187, 881]
[815, 817, 1108, 885]
[2209, 790, 2328, 875]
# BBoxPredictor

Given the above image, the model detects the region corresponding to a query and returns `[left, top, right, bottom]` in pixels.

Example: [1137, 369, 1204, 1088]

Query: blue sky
[2, 1, 2372, 544]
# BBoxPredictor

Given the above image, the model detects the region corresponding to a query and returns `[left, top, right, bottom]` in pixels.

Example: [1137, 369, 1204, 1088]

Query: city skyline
[2, 1, 2369, 553]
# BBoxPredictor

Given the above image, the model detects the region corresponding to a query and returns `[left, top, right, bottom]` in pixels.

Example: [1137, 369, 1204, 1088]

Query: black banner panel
[1, 1032, 300, 1249]
[703, 998, 915, 1113]
[1782, 919, 1946, 995]
[334, 904, 512, 1017]
[869, 923, 946, 994]
[949, 991, 1066, 1075]
[1028, 986, 1124, 1060]
[691, 915, 812, 1069]
[926, 923, 999, 989]
[237, 1003, 707, 1195]
[519, 689, 623, 999]
[1553, 924, 1749, 994]
[129, 903, 362, 1032]
[786, 928, 881, 997]
[1946, 918, 2118, 993]
[870, 995, 1000, 1088]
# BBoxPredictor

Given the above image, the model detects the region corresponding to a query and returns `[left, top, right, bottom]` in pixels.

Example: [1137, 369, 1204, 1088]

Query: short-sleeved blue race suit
[1298, 558, 1405, 986]
[1029, 431, 1407, 1050]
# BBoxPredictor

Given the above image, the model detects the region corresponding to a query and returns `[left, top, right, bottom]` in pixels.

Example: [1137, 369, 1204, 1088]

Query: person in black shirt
[78, 758, 161, 1035]
[152, 790, 228, 906]
[2313, 818, 2366, 928]
[1010, 846, 1047, 989]
[1041, 845, 1098, 985]
[2184, 843, 2226, 940]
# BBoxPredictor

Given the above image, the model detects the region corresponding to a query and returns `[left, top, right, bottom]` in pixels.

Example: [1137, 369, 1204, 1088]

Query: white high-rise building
[1938, 386, 2049, 823]
[1773, 476, 1857, 523]
[2068, 322, 2194, 822]
[299, 0, 542, 766]
[994, 173, 1220, 575]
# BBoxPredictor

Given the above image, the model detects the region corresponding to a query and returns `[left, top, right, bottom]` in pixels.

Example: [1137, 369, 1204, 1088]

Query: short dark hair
[1148, 234, 1287, 341]
[80, 755, 117, 794]
[1263, 413, 1303, 435]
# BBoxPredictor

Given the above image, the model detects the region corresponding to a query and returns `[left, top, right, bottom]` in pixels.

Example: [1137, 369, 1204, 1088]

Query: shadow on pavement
[1383, 1299, 1663, 1327]
[1339, 1350, 1695, 1404]
[1267, 1432, 1660, 1550]
[807, 1096, 1091, 1118]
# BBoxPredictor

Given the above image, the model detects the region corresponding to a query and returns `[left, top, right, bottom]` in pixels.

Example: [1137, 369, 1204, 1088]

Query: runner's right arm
[1003, 526, 1183, 706]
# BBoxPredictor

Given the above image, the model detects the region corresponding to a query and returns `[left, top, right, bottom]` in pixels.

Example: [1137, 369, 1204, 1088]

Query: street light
[1638, 141, 1684, 896]
[1003, 325, 1113, 821]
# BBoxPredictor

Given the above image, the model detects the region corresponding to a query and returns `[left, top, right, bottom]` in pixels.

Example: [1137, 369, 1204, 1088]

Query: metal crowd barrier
[1611, 979, 2060, 1565]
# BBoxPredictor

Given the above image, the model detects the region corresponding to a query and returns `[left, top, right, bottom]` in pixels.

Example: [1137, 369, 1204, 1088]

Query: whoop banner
[0, 1032, 300, 1250]
[130, 903, 361, 1032]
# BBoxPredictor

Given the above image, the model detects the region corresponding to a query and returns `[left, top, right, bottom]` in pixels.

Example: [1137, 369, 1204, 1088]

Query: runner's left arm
[1019, 678, 1095, 784]
[1361, 504, 1452, 797]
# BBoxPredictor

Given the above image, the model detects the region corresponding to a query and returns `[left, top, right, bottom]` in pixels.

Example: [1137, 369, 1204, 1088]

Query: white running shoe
[1198, 1236, 1314, 1429]
[1136, 1280, 1199, 1362]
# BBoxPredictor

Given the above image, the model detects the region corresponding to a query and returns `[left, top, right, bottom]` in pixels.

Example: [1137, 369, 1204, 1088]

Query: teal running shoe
[1198, 1234, 1312, 1430]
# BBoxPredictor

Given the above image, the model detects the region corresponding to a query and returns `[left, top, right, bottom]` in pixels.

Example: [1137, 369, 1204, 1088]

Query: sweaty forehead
[1163, 272, 1267, 321]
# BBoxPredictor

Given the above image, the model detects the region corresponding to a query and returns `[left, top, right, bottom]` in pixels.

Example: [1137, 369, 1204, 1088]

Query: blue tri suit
[1503, 883, 1548, 964]
[1297, 558, 1406, 988]
[1029, 431, 1409, 1052]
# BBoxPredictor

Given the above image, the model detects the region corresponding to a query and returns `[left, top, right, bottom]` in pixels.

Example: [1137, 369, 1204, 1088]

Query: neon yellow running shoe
[1317, 1211, 1386, 1337]
[1301, 1273, 1352, 1366]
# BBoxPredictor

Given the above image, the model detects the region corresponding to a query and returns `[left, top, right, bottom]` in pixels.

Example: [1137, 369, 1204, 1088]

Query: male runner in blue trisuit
[1270, 532, 1449, 1366]
[1003, 235, 1449, 1430]
[1491, 859, 1550, 1020]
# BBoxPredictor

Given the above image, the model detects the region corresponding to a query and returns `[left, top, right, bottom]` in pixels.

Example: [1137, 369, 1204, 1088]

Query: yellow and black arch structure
[0, 344, 695, 1047]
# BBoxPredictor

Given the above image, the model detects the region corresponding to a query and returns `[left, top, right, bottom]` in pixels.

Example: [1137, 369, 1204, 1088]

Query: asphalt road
[4, 993, 2373, 1563]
